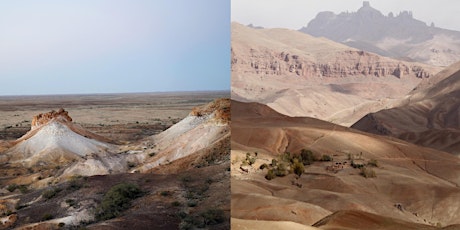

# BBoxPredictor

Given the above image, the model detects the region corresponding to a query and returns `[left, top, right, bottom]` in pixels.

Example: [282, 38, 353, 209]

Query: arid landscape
[0, 91, 231, 229]
[231, 2, 460, 230]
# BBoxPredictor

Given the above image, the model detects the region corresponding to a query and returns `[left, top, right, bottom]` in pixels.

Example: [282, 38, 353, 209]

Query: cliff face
[232, 48, 432, 79]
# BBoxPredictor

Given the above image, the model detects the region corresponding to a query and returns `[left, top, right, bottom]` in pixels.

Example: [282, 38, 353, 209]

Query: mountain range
[300, 1, 460, 67]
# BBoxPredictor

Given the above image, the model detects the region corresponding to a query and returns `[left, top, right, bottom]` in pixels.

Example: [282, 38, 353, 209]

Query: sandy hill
[231, 100, 460, 229]
[352, 61, 460, 155]
[300, 1, 460, 67]
[231, 22, 441, 125]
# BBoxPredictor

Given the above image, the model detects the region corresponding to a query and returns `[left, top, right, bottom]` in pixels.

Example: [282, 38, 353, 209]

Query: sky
[0, 1, 230, 95]
[231, 0, 460, 31]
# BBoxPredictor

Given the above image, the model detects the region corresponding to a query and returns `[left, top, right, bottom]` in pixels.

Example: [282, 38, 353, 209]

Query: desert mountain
[231, 100, 460, 229]
[232, 22, 441, 125]
[300, 1, 460, 66]
[352, 61, 460, 155]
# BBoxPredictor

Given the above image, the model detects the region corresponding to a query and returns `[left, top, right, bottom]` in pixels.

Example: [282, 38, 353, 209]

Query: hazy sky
[232, 0, 460, 31]
[0, 1, 230, 95]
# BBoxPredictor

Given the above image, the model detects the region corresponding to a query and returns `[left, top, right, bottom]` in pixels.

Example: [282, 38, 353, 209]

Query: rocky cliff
[232, 47, 432, 79]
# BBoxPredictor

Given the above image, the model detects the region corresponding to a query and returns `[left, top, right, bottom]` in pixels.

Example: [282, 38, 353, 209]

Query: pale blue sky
[232, 0, 460, 31]
[0, 1, 230, 95]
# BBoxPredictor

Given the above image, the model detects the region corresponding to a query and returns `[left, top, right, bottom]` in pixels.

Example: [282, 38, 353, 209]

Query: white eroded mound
[12, 121, 111, 160]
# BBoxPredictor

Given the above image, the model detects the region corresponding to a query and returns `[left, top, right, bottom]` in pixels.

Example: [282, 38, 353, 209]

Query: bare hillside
[231, 100, 460, 229]
[231, 22, 441, 125]
[352, 61, 460, 155]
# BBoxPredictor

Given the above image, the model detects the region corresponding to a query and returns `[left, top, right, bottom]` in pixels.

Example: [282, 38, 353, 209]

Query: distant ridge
[300, 1, 460, 66]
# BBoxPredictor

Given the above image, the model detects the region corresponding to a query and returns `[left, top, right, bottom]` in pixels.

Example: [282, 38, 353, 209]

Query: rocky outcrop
[31, 108, 72, 130]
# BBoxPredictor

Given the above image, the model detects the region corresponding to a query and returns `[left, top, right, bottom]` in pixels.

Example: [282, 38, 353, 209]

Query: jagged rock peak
[31, 108, 72, 130]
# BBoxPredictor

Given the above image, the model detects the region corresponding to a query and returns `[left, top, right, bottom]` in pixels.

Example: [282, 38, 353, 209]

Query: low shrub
[360, 167, 376, 178]
[41, 213, 53, 221]
[320, 154, 333, 162]
[42, 187, 62, 200]
[300, 149, 316, 165]
[95, 183, 143, 221]
[6, 184, 18, 192]
[265, 169, 276, 180]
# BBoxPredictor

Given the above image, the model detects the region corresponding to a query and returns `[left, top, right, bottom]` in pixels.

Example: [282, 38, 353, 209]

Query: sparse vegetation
[351, 160, 364, 169]
[160, 190, 172, 196]
[292, 159, 305, 177]
[367, 159, 379, 167]
[65, 199, 77, 208]
[127, 161, 136, 168]
[6, 184, 18, 192]
[320, 154, 333, 162]
[241, 152, 256, 166]
[265, 169, 276, 180]
[67, 178, 82, 191]
[200, 208, 225, 226]
[41, 213, 54, 221]
[171, 201, 181, 207]
[360, 167, 376, 178]
[95, 183, 143, 221]
[300, 149, 316, 165]
[261, 149, 320, 180]
[18, 184, 29, 194]
[42, 187, 62, 200]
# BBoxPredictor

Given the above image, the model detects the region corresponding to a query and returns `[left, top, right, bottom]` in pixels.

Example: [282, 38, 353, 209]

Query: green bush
[274, 163, 288, 177]
[292, 160, 305, 177]
[300, 149, 315, 165]
[95, 183, 143, 221]
[320, 155, 333, 162]
[265, 169, 276, 180]
[242, 152, 256, 166]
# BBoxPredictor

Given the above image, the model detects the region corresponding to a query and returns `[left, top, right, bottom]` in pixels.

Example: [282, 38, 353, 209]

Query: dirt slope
[352, 61, 460, 155]
[231, 100, 460, 229]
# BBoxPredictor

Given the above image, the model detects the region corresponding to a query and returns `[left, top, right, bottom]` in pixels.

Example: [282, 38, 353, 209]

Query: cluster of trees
[260, 149, 333, 180]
